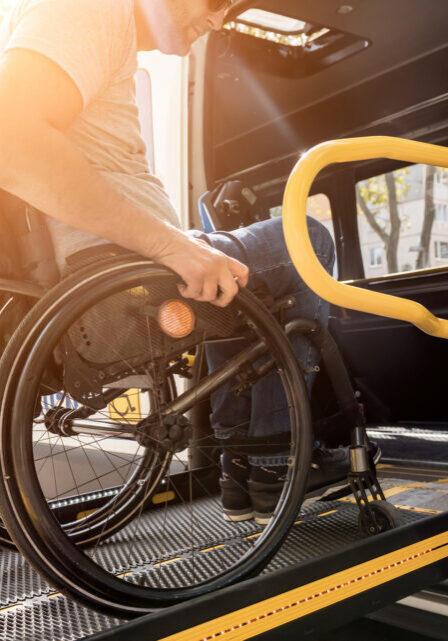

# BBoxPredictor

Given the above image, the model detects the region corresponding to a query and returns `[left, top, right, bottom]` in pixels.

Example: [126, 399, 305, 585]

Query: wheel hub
[138, 412, 192, 453]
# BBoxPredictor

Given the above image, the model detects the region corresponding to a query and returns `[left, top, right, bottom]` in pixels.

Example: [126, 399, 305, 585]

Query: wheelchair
[0, 243, 395, 617]
[1, 137, 427, 617]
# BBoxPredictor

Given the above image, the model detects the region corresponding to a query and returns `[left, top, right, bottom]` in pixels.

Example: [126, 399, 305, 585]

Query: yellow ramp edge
[160, 531, 448, 641]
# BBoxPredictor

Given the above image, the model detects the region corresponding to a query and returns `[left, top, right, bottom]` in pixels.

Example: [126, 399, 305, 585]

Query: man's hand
[153, 231, 249, 307]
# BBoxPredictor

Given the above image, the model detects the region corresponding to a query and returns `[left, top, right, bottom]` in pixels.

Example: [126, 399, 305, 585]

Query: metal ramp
[0, 428, 447, 641]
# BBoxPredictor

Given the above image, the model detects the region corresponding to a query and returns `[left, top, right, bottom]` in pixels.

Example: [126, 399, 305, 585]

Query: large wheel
[0, 255, 313, 616]
[0, 291, 176, 547]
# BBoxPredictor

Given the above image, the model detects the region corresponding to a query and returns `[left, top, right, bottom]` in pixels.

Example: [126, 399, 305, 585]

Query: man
[0, 0, 250, 304]
[0, 0, 340, 523]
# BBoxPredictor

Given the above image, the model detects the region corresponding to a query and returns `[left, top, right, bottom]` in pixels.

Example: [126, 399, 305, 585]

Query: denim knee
[306, 216, 335, 275]
[188, 215, 334, 280]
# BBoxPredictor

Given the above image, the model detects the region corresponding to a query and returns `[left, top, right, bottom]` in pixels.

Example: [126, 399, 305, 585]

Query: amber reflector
[157, 299, 195, 338]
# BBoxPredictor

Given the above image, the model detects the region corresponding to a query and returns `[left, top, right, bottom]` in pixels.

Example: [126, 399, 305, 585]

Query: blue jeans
[189, 216, 335, 465]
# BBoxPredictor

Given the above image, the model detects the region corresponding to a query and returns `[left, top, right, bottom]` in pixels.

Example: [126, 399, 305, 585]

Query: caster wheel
[358, 500, 404, 536]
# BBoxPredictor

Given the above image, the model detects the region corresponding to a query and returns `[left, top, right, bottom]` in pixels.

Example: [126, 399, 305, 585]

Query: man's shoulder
[11, 0, 135, 33]
[1, 0, 137, 107]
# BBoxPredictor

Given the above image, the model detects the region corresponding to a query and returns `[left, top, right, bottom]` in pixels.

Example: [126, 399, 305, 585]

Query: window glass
[357, 165, 448, 277]
[434, 241, 448, 259]
[369, 246, 383, 268]
[269, 193, 337, 277]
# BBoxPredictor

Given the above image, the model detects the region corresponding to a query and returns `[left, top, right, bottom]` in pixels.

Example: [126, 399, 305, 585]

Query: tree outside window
[357, 166, 448, 274]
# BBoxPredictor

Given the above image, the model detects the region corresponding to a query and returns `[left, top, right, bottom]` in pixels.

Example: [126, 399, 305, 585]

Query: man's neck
[134, 0, 156, 51]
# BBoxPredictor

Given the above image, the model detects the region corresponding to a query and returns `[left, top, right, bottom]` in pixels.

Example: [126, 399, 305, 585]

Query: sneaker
[220, 444, 378, 525]
[248, 479, 284, 525]
[307, 445, 351, 492]
[249, 446, 352, 525]
[307, 442, 381, 493]
[220, 478, 254, 521]
[220, 451, 253, 522]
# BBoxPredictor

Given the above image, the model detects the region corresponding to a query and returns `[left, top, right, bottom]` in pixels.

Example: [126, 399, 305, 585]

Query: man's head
[136, 0, 234, 55]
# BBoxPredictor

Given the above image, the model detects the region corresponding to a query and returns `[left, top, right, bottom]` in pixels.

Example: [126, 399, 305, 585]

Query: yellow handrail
[282, 136, 448, 339]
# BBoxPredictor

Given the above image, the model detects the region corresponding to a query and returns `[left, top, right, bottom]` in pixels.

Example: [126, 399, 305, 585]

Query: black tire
[0, 255, 175, 549]
[0, 256, 313, 616]
[0, 285, 175, 547]
[358, 500, 405, 536]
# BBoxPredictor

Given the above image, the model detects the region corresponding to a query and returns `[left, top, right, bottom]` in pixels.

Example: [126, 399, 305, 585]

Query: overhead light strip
[223, 22, 330, 48]
[236, 9, 306, 33]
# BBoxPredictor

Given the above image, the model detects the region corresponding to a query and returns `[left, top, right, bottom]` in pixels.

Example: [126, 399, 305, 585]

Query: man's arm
[0, 49, 248, 305]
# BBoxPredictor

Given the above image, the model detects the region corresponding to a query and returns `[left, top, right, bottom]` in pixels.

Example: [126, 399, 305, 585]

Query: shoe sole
[253, 513, 273, 526]
[223, 510, 254, 522]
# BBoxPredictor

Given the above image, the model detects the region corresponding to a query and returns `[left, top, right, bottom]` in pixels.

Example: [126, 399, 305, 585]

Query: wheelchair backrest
[0, 190, 59, 289]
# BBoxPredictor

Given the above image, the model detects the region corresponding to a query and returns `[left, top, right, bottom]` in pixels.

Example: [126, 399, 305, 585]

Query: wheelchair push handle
[282, 136, 448, 339]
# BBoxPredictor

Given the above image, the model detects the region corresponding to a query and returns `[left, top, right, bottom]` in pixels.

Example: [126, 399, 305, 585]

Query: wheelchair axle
[45, 407, 138, 440]
[44, 404, 192, 453]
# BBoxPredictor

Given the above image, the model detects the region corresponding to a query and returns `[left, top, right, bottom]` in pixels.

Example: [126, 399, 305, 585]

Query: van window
[356, 165, 448, 277]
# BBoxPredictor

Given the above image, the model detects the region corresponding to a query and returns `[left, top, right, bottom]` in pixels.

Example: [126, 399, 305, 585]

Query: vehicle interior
[199, 0, 448, 433]
[0, 1, 447, 640]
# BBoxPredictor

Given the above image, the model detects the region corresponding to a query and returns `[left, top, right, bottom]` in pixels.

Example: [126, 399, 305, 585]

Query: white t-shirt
[0, 0, 179, 268]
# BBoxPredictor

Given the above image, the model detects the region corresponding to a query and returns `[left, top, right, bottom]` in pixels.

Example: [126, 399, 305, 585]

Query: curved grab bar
[282, 136, 448, 339]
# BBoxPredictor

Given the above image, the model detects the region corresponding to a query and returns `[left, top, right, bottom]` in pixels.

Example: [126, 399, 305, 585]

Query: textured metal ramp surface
[0, 597, 121, 641]
[1, 465, 446, 641]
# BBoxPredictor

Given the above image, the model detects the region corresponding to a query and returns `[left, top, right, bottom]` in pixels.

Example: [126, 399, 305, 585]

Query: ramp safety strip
[160, 531, 448, 641]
